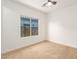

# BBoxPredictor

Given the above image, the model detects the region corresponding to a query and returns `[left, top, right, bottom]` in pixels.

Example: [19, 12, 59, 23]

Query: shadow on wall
[48, 21, 76, 48]
[48, 22, 63, 40]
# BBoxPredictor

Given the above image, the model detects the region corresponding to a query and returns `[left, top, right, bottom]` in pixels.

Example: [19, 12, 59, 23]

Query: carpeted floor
[2, 41, 77, 59]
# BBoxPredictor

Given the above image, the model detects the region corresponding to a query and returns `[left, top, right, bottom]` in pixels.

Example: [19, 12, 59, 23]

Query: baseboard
[2, 40, 47, 55]
[47, 40, 77, 49]
[2, 40, 76, 55]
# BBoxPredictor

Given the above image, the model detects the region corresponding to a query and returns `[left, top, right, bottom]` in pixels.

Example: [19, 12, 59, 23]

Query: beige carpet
[2, 41, 77, 59]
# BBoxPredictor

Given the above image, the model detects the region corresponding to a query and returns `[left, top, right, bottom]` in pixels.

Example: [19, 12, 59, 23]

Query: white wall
[48, 5, 77, 48]
[2, 0, 47, 53]
[2, 0, 76, 54]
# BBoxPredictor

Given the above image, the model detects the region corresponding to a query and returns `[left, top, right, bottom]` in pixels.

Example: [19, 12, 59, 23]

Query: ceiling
[13, 0, 76, 13]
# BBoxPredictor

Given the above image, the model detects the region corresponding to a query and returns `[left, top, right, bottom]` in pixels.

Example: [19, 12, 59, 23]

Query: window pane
[31, 19, 38, 35]
[21, 17, 30, 37]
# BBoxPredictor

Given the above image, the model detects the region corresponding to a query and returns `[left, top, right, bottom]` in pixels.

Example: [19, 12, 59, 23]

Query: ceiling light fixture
[47, 2, 52, 6]
[42, 0, 57, 7]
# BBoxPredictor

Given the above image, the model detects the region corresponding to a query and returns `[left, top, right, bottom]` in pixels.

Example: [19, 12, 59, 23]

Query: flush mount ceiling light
[42, 0, 57, 7]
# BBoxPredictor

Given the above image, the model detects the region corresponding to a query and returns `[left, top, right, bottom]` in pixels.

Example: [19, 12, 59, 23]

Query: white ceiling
[14, 0, 76, 13]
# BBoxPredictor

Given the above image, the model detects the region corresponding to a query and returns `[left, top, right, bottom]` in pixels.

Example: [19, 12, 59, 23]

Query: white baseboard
[48, 40, 77, 48]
